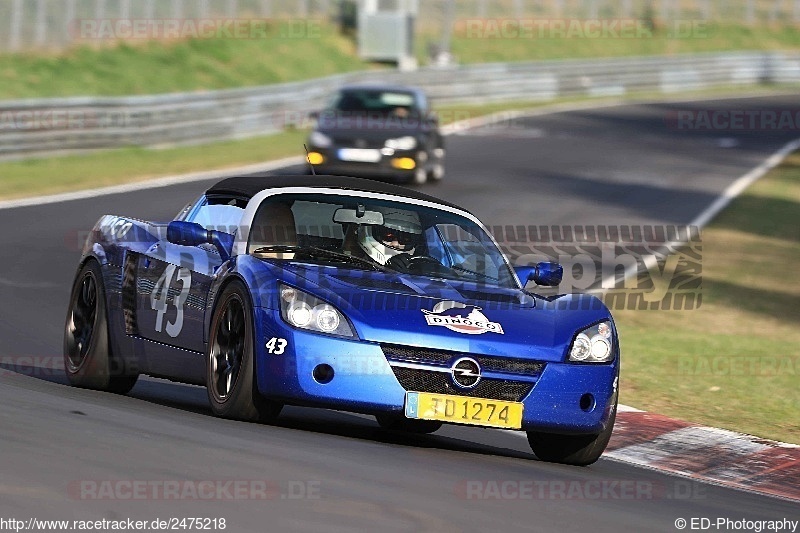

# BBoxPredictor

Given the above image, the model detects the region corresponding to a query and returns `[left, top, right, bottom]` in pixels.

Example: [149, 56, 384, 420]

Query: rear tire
[526, 400, 617, 466]
[376, 413, 442, 434]
[206, 280, 282, 422]
[63, 260, 138, 393]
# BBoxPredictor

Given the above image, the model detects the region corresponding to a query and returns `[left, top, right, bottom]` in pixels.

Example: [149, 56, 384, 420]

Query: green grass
[0, 22, 372, 99]
[0, 130, 307, 199]
[2, 23, 800, 99]
[615, 152, 800, 444]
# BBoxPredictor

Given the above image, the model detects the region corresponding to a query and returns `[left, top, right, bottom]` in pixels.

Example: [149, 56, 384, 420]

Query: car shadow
[3, 362, 535, 462]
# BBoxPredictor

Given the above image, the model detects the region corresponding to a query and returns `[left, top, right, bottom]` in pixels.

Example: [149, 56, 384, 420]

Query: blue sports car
[64, 175, 619, 465]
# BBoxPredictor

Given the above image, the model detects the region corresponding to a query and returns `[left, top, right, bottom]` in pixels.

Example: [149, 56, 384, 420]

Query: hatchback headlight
[279, 284, 354, 337]
[568, 321, 615, 363]
[385, 136, 417, 151]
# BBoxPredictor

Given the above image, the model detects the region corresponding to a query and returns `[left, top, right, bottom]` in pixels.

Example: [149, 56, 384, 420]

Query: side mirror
[514, 262, 563, 287]
[426, 112, 439, 126]
[167, 221, 208, 247]
[167, 221, 231, 262]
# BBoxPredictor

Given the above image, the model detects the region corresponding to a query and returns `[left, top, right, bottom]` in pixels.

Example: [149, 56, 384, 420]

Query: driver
[357, 208, 422, 266]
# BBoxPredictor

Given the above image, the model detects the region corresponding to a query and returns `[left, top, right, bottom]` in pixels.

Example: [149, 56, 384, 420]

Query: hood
[278, 263, 610, 363]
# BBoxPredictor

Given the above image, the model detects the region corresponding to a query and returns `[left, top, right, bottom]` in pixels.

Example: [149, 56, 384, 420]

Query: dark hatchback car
[305, 85, 445, 185]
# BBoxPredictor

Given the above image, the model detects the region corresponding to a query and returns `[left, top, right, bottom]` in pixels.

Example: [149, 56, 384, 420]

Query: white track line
[600, 137, 800, 289]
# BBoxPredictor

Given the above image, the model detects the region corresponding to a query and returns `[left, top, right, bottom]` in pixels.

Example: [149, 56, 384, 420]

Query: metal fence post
[660, 0, 674, 22]
[513, 0, 523, 17]
[769, 0, 779, 23]
[621, 0, 633, 18]
[172, 0, 184, 19]
[588, 0, 599, 19]
[745, 0, 755, 24]
[120, 0, 131, 20]
[701, 0, 711, 20]
[65, 0, 77, 44]
[9, 0, 23, 51]
[96, 0, 107, 20]
[35, 0, 47, 47]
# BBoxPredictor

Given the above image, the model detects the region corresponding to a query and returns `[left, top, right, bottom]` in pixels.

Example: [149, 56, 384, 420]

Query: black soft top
[206, 175, 464, 210]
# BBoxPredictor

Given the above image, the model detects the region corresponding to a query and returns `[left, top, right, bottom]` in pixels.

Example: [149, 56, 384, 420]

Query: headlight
[568, 321, 615, 363]
[385, 136, 417, 151]
[309, 131, 332, 148]
[279, 284, 354, 337]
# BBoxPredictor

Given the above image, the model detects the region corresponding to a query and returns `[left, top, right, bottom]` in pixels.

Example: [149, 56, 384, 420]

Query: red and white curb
[604, 408, 800, 502]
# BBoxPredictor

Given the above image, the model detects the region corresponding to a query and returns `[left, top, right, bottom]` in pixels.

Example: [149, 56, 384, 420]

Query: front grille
[381, 344, 545, 376]
[390, 367, 533, 402]
[335, 137, 384, 149]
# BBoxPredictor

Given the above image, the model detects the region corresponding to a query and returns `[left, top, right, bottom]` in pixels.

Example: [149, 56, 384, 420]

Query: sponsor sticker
[422, 300, 504, 335]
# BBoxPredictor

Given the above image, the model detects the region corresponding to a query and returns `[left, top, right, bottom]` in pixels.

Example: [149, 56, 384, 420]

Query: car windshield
[328, 89, 418, 115]
[248, 193, 518, 289]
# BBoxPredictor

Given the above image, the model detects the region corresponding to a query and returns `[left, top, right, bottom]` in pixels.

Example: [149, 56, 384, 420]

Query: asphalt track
[1, 95, 799, 531]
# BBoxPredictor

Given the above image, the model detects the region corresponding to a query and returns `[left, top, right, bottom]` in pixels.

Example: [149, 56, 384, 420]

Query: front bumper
[254, 308, 618, 435]
[307, 145, 421, 181]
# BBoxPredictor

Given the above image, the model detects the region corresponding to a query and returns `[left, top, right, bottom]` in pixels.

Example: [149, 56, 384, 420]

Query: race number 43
[266, 337, 288, 355]
[150, 264, 191, 337]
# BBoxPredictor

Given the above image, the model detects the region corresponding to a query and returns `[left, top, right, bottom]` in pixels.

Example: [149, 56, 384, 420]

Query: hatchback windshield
[248, 193, 518, 289]
[328, 89, 418, 115]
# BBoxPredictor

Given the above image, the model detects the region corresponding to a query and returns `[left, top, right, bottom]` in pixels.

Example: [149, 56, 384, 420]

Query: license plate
[338, 148, 381, 163]
[404, 392, 523, 429]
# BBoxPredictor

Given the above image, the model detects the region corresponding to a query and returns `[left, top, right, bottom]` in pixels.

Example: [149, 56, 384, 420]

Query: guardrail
[1, 51, 798, 161]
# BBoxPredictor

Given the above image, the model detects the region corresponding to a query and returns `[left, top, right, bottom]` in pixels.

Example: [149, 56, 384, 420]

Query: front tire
[428, 148, 445, 181]
[408, 166, 427, 186]
[206, 280, 282, 422]
[526, 400, 617, 466]
[63, 260, 138, 393]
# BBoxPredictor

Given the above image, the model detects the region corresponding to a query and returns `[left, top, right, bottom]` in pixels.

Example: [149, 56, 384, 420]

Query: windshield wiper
[450, 265, 499, 282]
[252, 245, 386, 272]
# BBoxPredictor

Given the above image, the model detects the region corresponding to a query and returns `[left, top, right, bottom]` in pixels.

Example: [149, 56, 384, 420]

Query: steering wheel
[387, 253, 443, 273]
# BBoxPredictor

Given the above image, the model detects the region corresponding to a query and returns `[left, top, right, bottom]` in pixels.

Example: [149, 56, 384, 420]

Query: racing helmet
[358, 208, 422, 265]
